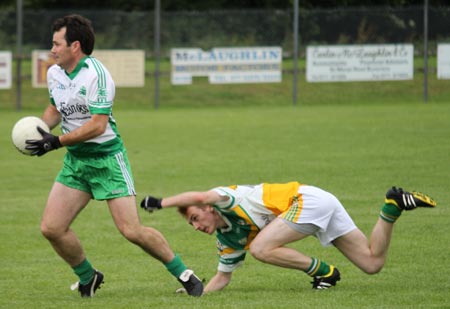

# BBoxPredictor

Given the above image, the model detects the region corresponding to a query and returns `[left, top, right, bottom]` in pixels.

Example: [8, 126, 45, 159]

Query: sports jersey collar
[66, 56, 89, 79]
[216, 211, 232, 233]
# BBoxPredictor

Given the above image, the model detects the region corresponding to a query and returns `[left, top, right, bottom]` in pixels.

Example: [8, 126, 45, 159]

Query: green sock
[165, 254, 187, 278]
[306, 258, 331, 277]
[72, 259, 95, 285]
[380, 203, 403, 223]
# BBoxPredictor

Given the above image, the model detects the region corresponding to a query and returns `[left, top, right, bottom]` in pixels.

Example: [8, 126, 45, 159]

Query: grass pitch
[0, 102, 449, 308]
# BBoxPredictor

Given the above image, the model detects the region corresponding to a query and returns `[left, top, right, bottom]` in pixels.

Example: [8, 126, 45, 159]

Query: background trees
[1, 0, 448, 10]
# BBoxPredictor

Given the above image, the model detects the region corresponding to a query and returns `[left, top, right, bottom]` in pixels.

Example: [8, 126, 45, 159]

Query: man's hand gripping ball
[25, 126, 62, 156]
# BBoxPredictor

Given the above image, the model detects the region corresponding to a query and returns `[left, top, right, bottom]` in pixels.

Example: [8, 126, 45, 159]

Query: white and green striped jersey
[47, 56, 123, 156]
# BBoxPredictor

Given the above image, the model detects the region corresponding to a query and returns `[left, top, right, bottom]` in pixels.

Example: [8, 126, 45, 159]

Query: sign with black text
[171, 47, 282, 85]
[307, 44, 413, 82]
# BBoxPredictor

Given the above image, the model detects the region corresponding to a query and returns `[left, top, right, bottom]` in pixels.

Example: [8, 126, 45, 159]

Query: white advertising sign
[32, 49, 145, 88]
[437, 44, 450, 79]
[171, 47, 282, 85]
[92, 50, 145, 87]
[307, 44, 414, 82]
[0, 51, 12, 89]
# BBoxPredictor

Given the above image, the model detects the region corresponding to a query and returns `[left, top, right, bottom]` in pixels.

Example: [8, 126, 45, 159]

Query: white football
[11, 116, 50, 155]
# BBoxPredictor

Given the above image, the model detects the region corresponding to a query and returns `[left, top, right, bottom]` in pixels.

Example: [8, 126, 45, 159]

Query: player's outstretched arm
[162, 191, 225, 208]
[141, 190, 228, 213]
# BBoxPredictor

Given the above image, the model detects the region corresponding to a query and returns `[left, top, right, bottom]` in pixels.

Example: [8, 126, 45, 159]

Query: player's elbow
[90, 115, 109, 137]
[95, 121, 108, 135]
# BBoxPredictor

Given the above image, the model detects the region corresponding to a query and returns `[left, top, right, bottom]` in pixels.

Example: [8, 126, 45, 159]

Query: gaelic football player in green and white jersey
[25, 14, 202, 298]
[141, 182, 436, 293]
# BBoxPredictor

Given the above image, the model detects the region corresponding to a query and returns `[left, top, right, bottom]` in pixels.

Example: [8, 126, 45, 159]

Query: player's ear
[71, 40, 81, 53]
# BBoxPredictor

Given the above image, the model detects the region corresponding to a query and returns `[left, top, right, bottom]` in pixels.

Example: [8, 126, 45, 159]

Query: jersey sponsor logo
[60, 102, 89, 117]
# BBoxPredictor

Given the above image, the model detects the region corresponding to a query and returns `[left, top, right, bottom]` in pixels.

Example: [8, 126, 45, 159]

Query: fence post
[423, 0, 429, 103]
[16, 0, 23, 111]
[154, 0, 161, 109]
[292, 0, 299, 106]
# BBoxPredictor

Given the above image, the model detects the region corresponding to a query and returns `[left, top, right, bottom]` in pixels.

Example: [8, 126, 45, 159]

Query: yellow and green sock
[380, 203, 402, 223]
[306, 258, 331, 277]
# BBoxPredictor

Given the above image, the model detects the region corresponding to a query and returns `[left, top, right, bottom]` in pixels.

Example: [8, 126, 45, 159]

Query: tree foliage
[1, 0, 449, 10]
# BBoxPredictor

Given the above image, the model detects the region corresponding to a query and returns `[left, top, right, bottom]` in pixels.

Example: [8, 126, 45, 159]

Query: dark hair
[52, 14, 95, 55]
[177, 207, 188, 217]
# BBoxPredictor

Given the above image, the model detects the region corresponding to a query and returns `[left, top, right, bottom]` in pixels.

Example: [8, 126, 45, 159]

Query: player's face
[186, 206, 218, 235]
[51, 27, 78, 72]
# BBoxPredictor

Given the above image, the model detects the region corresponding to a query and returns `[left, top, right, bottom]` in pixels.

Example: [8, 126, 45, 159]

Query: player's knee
[118, 224, 141, 244]
[40, 221, 60, 240]
[361, 263, 383, 274]
[249, 242, 270, 262]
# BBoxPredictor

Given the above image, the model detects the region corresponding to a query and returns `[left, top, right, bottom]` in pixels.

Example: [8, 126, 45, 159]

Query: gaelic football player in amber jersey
[141, 182, 436, 293]
[25, 14, 203, 298]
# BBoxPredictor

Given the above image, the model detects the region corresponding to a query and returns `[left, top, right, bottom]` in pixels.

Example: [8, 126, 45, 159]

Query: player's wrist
[140, 196, 162, 212]
[53, 135, 62, 148]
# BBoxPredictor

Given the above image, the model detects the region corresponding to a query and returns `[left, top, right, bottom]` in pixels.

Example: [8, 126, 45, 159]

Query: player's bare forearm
[203, 271, 232, 293]
[41, 105, 61, 130]
[161, 192, 208, 208]
[40, 105, 108, 146]
[161, 190, 226, 209]
[59, 114, 109, 146]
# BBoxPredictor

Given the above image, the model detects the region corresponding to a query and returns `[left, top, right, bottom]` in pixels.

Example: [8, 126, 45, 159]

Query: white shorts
[280, 185, 357, 247]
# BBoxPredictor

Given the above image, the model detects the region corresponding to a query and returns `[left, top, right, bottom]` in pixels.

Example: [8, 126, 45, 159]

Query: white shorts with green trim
[280, 185, 357, 247]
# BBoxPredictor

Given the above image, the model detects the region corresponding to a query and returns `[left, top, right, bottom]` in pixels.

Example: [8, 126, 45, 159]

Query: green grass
[1, 102, 449, 308]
